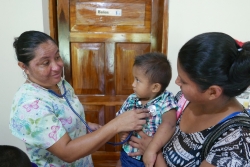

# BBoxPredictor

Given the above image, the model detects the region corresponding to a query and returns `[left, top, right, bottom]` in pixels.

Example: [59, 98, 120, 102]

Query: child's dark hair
[133, 52, 172, 93]
[178, 32, 250, 97]
[0, 145, 32, 167]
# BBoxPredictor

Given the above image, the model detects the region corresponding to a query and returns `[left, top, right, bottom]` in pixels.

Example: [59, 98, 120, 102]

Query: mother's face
[175, 60, 206, 103]
[25, 40, 64, 89]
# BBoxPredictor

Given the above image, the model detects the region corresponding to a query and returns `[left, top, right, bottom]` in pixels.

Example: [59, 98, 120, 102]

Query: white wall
[1, 0, 250, 152]
[0, 0, 49, 152]
[167, 0, 250, 94]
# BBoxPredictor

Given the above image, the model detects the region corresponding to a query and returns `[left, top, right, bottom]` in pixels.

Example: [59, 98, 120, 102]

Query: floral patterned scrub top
[9, 80, 93, 167]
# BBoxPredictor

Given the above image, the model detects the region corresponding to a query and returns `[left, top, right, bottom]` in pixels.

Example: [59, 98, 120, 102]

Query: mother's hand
[128, 130, 153, 157]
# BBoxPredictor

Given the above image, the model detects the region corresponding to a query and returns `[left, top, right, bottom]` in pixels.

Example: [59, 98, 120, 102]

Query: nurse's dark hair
[178, 32, 250, 97]
[13, 30, 56, 66]
[133, 52, 172, 93]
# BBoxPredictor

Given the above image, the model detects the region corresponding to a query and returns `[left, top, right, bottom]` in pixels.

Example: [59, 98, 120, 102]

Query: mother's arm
[200, 161, 215, 167]
[47, 109, 150, 163]
[128, 130, 153, 157]
[128, 131, 168, 167]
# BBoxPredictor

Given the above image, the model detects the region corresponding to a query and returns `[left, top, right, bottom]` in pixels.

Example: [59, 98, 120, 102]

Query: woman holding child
[129, 32, 250, 167]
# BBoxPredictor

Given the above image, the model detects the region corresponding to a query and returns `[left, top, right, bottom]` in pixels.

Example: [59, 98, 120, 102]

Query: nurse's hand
[115, 109, 150, 132]
[128, 130, 153, 157]
[87, 122, 102, 132]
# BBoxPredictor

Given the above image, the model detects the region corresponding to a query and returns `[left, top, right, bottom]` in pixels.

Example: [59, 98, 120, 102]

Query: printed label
[96, 8, 122, 16]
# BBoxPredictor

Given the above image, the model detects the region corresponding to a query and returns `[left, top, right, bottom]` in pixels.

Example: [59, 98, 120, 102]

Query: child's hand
[143, 150, 157, 167]
[87, 122, 102, 132]
[119, 132, 129, 141]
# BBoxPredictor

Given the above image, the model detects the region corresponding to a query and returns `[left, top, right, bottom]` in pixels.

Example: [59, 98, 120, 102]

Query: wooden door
[53, 0, 169, 166]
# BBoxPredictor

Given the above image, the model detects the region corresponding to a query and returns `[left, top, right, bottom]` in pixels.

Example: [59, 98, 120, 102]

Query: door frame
[49, 0, 58, 43]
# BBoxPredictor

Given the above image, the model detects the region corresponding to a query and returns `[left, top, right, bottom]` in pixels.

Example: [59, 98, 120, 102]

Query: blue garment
[31, 162, 38, 167]
[120, 149, 144, 167]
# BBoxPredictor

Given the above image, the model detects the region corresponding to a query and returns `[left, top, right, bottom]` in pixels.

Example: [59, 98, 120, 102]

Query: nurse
[9, 30, 150, 167]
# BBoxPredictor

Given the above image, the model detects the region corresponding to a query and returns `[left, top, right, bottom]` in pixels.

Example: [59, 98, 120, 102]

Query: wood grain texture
[70, 0, 151, 33]
[49, 0, 58, 43]
[71, 43, 105, 94]
[52, 0, 169, 166]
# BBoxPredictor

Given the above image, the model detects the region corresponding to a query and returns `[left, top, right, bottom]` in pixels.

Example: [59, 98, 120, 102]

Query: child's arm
[143, 109, 176, 167]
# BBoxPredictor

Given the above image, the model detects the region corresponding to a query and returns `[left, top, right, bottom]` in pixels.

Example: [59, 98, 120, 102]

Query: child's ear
[152, 83, 161, 93]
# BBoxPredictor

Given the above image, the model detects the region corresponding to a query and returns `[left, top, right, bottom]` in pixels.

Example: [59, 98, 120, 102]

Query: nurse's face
[25, 40, 64, 89]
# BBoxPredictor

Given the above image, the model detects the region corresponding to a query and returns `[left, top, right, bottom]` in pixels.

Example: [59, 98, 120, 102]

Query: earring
[62, 67, 65, 80]
[22, 69, 28, 79]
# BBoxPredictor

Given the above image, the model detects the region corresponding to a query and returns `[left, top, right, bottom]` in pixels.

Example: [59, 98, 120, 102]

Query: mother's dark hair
[178, 32, 250, 97]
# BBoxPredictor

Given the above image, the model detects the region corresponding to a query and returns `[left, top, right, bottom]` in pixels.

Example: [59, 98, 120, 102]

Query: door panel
[71, 43, 105, 94]
[55, 0, 168, 166]
[116, 43, 150, 95]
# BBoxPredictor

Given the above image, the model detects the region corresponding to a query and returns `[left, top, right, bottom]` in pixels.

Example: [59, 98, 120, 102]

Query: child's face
[132, 66, 155, 100]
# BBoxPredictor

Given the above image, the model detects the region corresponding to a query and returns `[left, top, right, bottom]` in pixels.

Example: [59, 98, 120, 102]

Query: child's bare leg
[116, 159, 122, 167]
